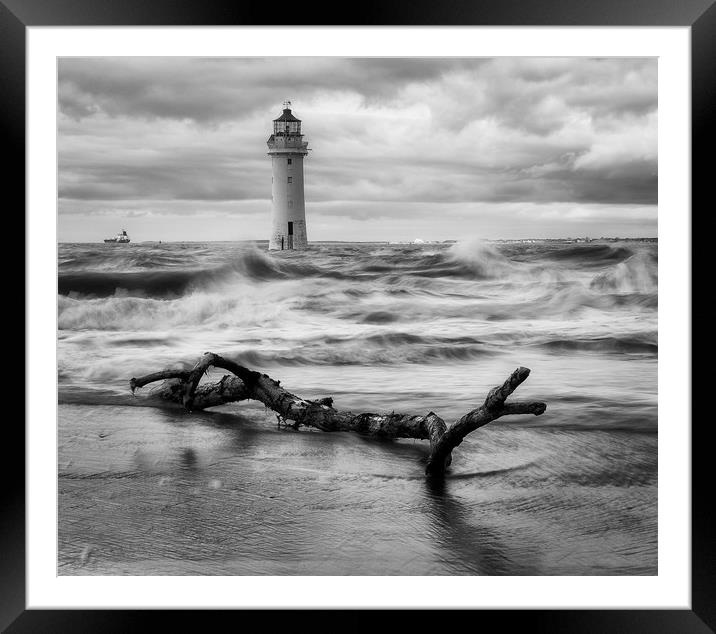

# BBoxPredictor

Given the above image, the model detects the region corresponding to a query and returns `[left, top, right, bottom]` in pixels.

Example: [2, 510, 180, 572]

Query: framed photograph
[10, 0, 711, 629]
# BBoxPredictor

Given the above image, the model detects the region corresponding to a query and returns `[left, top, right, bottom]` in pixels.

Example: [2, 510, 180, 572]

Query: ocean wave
[359, 310, 400, 324]
[222, 341, 496, 367]
[58, 279, 657, 332]
[58, 247, 202, 272]
[446, 239, 518, 279]
[590, 252, 657, 293]
[58, 241, 658, 302]
[159, 330, 654, 368]
[59, 269, 209, 299]
[543, 243, 635, 265]
[57, 288, 291, 331]
[535, 333, 657, 354]
[58, 247, 346, 298]
[414, 239, 633, 283]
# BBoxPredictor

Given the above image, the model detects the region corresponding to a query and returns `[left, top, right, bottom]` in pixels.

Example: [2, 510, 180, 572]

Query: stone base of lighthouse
[269, 217, 308, 251]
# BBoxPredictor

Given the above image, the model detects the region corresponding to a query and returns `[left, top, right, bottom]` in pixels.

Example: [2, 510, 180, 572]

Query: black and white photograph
[57, 56, 658, 577]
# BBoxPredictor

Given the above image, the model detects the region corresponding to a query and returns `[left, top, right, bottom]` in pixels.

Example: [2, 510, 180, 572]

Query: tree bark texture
[130, 352, 546, 477]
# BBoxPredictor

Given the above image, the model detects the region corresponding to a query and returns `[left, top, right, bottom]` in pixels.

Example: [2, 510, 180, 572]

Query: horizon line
[58, 237, 659, 244]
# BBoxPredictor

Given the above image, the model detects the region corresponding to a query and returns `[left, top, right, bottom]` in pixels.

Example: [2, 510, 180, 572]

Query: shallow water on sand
[58, 240, 657, 575]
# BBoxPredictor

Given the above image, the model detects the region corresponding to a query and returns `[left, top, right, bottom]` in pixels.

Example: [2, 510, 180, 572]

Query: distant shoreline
[58, 237, 658, 245]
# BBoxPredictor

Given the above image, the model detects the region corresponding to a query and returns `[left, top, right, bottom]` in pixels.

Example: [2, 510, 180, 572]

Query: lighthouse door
[287, 222, 294, 249]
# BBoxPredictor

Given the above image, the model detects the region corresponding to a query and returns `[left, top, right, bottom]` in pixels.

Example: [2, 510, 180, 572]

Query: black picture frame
[6, 0, 711, 630]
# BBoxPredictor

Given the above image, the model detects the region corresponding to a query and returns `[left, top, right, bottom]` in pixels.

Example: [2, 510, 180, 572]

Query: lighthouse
[267, 101, 309, 250]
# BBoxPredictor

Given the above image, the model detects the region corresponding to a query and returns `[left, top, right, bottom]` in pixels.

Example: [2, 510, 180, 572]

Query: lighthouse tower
[267, 101, 309, 250]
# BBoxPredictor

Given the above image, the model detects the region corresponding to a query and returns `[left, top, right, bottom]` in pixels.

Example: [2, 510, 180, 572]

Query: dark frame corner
[7, 0, 712, 630]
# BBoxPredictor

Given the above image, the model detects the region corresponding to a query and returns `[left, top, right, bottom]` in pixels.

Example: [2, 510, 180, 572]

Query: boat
[104, 230, 131, 244]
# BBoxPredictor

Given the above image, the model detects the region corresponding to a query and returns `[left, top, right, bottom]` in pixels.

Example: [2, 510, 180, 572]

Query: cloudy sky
[58, 57, 657, 242]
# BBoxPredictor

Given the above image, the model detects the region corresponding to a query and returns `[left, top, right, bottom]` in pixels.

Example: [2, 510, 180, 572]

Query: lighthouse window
[287, 177, 293, 184]
[287, 158, 292, 165]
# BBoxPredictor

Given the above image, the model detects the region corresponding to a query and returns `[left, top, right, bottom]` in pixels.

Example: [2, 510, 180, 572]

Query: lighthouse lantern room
[267, 101, 309, 250]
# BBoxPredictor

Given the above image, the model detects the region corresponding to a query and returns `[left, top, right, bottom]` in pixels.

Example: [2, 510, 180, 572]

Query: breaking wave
[58, 240, 657, 300]
[590, 251, 658, 293]
[57, 238, 657, 431]
[58, 247, 345, 299]
[57, 240, 658, 334]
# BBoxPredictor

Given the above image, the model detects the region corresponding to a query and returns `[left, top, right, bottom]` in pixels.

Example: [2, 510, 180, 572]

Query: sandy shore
[59, 402, 657, 575]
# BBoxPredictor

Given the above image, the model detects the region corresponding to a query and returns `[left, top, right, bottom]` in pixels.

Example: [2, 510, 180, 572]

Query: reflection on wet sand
[424, 475, 539, 575]
[59, 403, 654, 575]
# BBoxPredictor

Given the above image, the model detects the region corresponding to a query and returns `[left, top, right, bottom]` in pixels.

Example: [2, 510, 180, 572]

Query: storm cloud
[58, 57, 657, 241]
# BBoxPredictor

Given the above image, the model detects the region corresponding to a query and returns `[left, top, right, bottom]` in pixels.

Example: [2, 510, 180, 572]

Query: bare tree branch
[130, 353, 546, 476]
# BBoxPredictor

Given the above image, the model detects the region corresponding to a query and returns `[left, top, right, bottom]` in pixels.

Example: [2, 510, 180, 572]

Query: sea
[57, 239, 658, 575]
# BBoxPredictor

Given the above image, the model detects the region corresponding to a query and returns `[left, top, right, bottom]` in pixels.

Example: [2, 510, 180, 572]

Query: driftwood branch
[130, 352, 546, 477]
